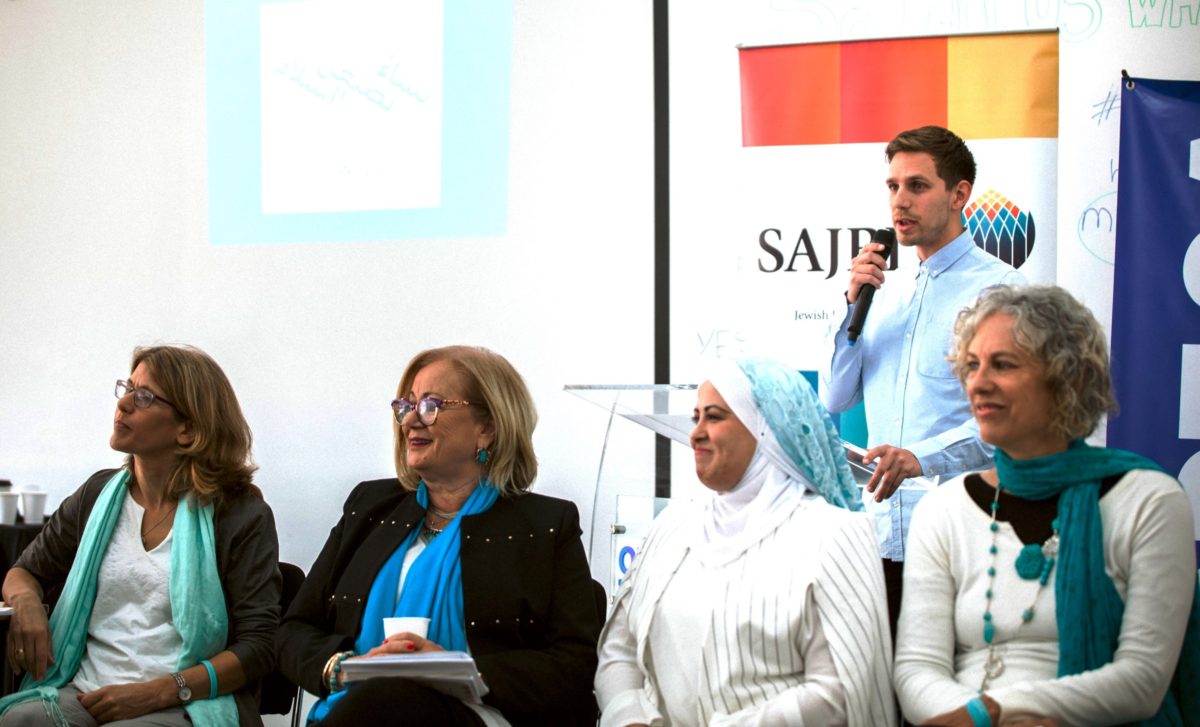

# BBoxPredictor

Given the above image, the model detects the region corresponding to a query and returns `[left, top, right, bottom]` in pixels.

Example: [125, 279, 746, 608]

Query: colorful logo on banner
[739, 32, 1058, 146]
[1109, 76, 1200, 559]
[963, 190, 1036, 269]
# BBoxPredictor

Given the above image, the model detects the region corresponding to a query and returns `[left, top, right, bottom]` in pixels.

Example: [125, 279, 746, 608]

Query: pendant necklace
[141, 503, 177, 546]
[979, 483, 1059, 693]
[420, 521, 444, 545]
[421, 506, 458, 545]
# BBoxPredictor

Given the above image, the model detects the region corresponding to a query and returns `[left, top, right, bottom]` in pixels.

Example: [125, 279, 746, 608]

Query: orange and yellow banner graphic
[739, 31, 1058, 146]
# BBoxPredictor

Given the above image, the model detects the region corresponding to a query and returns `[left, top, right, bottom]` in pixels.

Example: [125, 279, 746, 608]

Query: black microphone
[847, 228, 896, 345]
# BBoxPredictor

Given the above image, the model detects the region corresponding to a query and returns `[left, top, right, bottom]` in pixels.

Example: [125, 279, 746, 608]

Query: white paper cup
[20, 491, 48, 525]
[383, 616, 430, 639]
[0, 492, 18, 525]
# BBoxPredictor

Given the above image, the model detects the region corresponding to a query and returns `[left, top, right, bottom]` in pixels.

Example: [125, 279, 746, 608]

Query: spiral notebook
[339, 651, 487, 704]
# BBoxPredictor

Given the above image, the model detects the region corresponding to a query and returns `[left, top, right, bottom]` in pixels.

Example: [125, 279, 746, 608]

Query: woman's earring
[476, 448, 490, 465]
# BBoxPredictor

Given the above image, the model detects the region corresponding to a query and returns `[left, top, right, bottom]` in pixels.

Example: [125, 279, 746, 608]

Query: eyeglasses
[114, 380, 177, 411]
[391, 396, 474, 426]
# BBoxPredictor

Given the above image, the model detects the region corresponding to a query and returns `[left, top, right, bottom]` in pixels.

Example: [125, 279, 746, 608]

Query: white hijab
[697, 359, 817, 565]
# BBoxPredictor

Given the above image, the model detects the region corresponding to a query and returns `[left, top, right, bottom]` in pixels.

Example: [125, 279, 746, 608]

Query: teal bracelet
[200, 659, 218, 699]
[965, 697, 993, 727]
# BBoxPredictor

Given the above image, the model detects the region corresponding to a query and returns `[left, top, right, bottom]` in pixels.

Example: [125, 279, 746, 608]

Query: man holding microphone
[820, 126, 1025, 634]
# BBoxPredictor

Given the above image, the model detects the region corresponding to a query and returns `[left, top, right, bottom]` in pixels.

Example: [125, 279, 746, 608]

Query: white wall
[0, 0, 656, 586]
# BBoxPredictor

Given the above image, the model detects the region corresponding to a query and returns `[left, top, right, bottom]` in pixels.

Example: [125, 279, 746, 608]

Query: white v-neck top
[73, 494, 183, 691]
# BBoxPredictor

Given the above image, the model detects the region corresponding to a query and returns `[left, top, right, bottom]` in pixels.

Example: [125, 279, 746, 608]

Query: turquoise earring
[476, 448, 490, 465]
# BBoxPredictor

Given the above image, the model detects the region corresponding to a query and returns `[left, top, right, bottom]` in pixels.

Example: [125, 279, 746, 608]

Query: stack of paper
[340, 651, 487, 704]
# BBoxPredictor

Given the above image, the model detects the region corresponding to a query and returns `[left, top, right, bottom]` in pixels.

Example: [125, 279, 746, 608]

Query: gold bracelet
[320, 652, 342, 688]
[322, 650, 354, 692]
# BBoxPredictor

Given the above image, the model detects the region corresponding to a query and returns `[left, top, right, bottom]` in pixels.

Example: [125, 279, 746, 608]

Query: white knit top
[894, 470, 1196, 725]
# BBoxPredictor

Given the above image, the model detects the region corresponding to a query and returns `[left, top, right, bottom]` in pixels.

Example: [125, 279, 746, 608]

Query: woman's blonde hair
[393, 346, 538, 496]
[950, 285, 1117, 442]
[127, 345, 258, 507]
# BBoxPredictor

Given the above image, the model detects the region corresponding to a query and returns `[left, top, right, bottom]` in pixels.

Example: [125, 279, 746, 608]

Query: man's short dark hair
[885, 126, 976, 188]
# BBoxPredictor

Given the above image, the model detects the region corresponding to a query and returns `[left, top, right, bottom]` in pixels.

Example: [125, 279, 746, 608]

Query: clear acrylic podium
[563, 384, 695, 601]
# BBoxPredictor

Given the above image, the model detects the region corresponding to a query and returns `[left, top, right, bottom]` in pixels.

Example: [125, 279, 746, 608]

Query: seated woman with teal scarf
[276, 345, 603, 726]
[0, 345, 282, 727]
[893, 285, 1200, 727]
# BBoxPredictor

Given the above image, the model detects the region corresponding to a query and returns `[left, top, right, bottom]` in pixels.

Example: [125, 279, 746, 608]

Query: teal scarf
[0, 469, 238, 726]
[310, 480, 500, 723]
[996, 441, 1200, 726]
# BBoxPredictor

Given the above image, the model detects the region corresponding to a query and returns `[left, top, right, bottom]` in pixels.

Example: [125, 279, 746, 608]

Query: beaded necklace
[979, 483, 1060, 693]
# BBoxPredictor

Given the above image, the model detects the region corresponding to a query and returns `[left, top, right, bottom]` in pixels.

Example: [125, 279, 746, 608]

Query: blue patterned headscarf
[697, 357, 861, 564]
[735, 357, 861, 511]
[700, 359, 864, 513]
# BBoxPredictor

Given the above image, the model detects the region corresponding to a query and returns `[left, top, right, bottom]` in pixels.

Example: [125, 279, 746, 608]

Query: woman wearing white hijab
[595, 358, 895, 727]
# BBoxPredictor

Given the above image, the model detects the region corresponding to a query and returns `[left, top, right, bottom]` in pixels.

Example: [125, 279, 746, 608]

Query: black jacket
[276, 479, 602, 726]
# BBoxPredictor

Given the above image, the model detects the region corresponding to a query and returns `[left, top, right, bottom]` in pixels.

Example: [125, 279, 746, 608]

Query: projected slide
[207, 0, 511, 244]
[260, 1, 443, 215]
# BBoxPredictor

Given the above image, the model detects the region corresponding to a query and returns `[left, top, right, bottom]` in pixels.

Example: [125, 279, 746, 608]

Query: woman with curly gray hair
[893, 285, 1199, 727]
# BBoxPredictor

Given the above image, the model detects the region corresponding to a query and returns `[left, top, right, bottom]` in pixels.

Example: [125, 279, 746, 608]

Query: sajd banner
[671, 31, 1058, 382]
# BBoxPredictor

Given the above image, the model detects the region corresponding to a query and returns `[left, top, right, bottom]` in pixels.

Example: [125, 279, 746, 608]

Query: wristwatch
[171, 672, 192, 704]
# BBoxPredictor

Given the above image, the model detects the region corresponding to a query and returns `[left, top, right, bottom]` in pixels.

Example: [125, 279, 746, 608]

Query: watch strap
[171, 671, 192, 703]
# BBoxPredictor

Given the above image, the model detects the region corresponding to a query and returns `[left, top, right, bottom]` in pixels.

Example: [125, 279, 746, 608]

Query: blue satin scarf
[996, 441, 1200, 726]
[0, 468, 238, 726]
[310, 480, 500, 723]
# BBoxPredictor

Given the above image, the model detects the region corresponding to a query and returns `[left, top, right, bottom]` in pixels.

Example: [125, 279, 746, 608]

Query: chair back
[593, 578, 608, 622]
[258, 562, 306, 718]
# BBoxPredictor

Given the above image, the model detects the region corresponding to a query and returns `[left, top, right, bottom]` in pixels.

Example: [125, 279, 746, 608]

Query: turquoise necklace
[979, 483, 1059, 692]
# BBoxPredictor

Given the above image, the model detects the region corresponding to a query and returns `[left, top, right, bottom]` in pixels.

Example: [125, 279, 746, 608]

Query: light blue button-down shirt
[820, 230, 1026, 559]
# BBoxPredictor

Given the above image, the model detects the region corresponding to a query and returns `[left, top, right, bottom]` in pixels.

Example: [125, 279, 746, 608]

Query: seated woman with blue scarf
[894, 285, 1200, 726]
[0, 345, 282, 727]
[595, 357, 896, 726]
[276, 345, 602, 726]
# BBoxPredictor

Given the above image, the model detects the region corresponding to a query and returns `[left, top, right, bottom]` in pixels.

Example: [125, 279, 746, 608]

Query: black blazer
[276, 479, 602, 726]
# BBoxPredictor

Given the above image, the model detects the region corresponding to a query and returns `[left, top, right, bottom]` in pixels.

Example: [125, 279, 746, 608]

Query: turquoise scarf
[0, 469, 238, 726]
[996, 441, 1200, 726]
[310, 480, 500, 723]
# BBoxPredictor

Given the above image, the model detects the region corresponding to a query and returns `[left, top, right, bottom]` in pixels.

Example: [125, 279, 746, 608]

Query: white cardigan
[894, 470, 1196, 725]
[596, 493, 895, 726]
